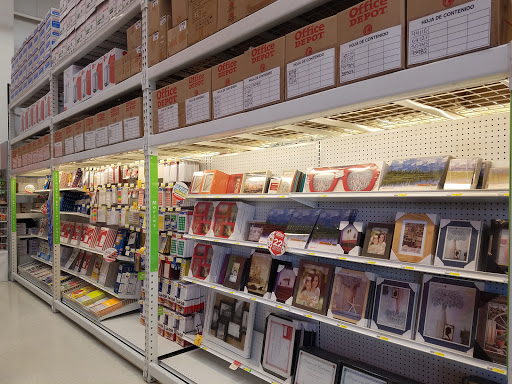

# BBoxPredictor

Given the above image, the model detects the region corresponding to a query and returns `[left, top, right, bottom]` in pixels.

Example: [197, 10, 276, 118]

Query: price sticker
[490, 367, 505, 374]
[276, 305, 283, 309]
[235, 242, 240, 245]
[306, 314, 313, 318]
[446, 271, 460, 276]
[243, 368, 251, 373]
[403, 266, 414, 270]
[158, 306, 163, 315]
[267, 231, 287, 256]
[308, 252, 316, 256]
[379, 336, 389, 341]
[229, 361, 241, 370]
[339, 257, 347, 260]
[211, 286, 216, 289]
[397, 194, 407, 197]
[433, 351, 445, 357]
[339, 324, 347, 329]
[251, 298, 257, 301]
[194, 334, 203, 346]
[367, 261, 376, 265]
[229, 291, 234, 294]
[451, 193, 463, 196]
[320, 194, 328, 197]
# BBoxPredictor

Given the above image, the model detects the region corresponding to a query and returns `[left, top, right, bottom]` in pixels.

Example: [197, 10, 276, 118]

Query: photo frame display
[241, 171, 271, 194]
[361, 223, 394, 260]
[474, 294, 507, 365]
[258, 208, 295, 245]
[189, 171, 204, 194]
[339, 222, 364, 255]
[223, 255, 249, 291]
[371, 278, 420, 338]
[434, 219, 483, 271]
[416, 275, 481, 355]
[199, 170, 230, 194]
[226, 174, 243, 194]
[328, 267, 374, 325]
[340, 366, 387, 384]
[294, 347, 343, 384]
[246, 251, 273, 297]
[391, 213, 439, 264]
[261, 315, 298, 380]
[292, 260, 334, 315]
[485, 219, 509, 275]
[277, 170, 301, 193]
[284, 209, 321, 249]
[486, 162, 509, 190]
[268, 260, 296, 303]
[190, 202, 215, 236]
[306, 209, 358, 253]
[244, 221, 266, 242]
[444, 157, 482, 190]
[212, 202, 238, 239]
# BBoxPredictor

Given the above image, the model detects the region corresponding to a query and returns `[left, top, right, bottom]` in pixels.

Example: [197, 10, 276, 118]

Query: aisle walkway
[0, 282, 147, 384]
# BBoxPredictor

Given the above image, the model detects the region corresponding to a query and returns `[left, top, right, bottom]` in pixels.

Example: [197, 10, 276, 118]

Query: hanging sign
[267, 231, 287, 256]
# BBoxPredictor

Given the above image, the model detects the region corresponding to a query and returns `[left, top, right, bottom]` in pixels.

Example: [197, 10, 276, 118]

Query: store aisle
[0, 282, 147, 384]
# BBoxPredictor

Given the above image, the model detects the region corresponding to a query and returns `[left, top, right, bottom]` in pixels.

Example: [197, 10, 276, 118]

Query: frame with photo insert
[361, 222, 394, 260]
[435, 219, 482, 270]
[292, 259, 334, 316]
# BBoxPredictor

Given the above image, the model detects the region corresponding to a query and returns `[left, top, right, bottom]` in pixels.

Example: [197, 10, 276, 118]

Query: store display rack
[7, 0, 511, 384]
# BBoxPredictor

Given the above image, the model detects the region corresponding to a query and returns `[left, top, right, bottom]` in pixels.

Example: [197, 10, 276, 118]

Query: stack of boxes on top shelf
[10, 8, 60, 103]
[53, 0, 137, 66]
[11, 136, 52, 170]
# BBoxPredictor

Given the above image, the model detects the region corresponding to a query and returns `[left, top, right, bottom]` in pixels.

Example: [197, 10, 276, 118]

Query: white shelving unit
[7, 1, 511, 383]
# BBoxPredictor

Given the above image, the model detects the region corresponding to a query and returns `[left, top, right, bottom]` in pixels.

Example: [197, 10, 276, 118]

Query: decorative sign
[267, 231, 287, 256]
[172, 182, 189, 201]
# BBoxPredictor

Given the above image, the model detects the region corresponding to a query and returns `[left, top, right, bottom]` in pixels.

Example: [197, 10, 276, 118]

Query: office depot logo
[363, 24, 373, 35]
[156, 86, 178, 108]
[294, 24, 325, 48]
[349, 0, 388, 26]
[443, 0, 455, 7]
[217, 60, 237, 78]
[251, 42, 275, 64]
[189, 73, 205, 89]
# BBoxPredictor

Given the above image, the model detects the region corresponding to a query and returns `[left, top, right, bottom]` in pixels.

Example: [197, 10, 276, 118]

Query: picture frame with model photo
[246, 251, 273, 297]
[245, 221, 266, 242]
[434, 219, 482, 270]
[371, 278, 420, 338]
[223, 255, 249, 291]
[485, 219, 509, 275]
[190, 202, 215, 236]
[292, 260, 334, 316]
[204, 292, 256, 358]
[361, 223, 394, 260]
[268, 259, 296, 303]
[328, 267, 374, 325]
[416, 275, 481, 355]
[241, 170, 271, 194]
[190, 243, 214, 280]
[391, 212, 439, 264]
[189, 171, 204, 194]
[212, 202, 238, 239]
[474, 293, 507, 365]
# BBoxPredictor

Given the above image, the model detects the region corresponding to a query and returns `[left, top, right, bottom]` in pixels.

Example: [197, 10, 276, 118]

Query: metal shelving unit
[7, 0, 511, 383]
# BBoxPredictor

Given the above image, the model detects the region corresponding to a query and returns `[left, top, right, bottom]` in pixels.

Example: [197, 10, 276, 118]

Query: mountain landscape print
[380, 156, 450, 190]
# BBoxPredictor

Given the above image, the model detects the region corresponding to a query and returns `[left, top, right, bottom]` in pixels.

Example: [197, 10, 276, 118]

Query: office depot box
[95, 111, 109, 147]
[242, 36, 285, 111]
[217, 0, 249, 30]
[168, 21, 188, 57]
[338, 0, 406, 85]
[127, 20, 142, 51]
[172, 0, 188, 27]
[188, 0, 218, 45]
[407, 0, 506, 67]
[85, 11, 97, 40]
[123, 97, 144, 140]
[153, 82, 184, 133]
[76, 21, 87, 47]
[148, 0, 172, 36]
[181, 68, 212, 126]
[42, 135, 51, 160]
[84, 116, 96, 150]
[212, 55, 245, 119]
[96, 2, 109, 30]
[149, 15, 170, 67]
[64, 125, 75, 155]
[285, 16, 338, 100]
[73, 120, 85, 153]
[108, 105, 124, 144]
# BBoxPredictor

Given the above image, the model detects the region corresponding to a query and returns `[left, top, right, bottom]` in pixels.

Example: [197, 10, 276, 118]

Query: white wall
[14, 18, 39, 52]
[0, 0, 14, 144]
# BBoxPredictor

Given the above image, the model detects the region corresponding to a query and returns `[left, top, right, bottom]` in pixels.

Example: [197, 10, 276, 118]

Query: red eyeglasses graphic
[307, 164, 381, 192]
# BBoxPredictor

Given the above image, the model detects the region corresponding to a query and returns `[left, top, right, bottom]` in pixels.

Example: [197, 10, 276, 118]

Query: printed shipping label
[287, 48, 335, 98]
[108, 122, 123, 144]
[340, 25, 402, 83]
[74, 133, 84, 152]
[185, 92, 210, 125]
[157, 104, 179, 132]
[408, 0, 491, 65]
[243, 68, 280, 110]
[96, 127, 108, 146]
[124, 116, 141, 140]
[65, 137, 74, 154]
[213, 81, 244, 119]
[85, 131, 96, 150]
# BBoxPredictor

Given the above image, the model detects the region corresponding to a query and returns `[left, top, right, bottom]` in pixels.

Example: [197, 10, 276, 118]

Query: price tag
[229, 291, 234, 294]
[432, 351, 445, 357]
[446, 271, 460, 276]
[339, 257, 347, 260]
[490, 367, 505, 374]
[367, 261, 376, 265]
[308, 252, 316, 256]
[320, 194, 328, 197]
[211, 286, 216, 289]
[267, 231, 287, 256]
[229, 361, 241, 370]
[235, 242, 240, 245]
[403, 266, 414, 270]
[158, 306, 163, 315]
[251, 298, 257, 301]
[194, 334, 203, 346]
[306, 314, 313, 318]
[276, 305, 283, 309]
[451, 193, 463, 196]
[138, 272, 146, 280]
[379, 336, 388, 341]
[397, 194, 407, 197]
[243, 368, 251, 373]
[339, 324, 347, 329]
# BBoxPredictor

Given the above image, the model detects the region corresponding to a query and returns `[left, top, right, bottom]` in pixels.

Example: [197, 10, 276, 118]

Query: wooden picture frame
[361, 222, 394, 260]
[292, 259, 334, 316]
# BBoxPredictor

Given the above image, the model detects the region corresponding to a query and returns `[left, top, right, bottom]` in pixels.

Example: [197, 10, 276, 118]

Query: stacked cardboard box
[11, 135, 51, 169]
[20, 92, 53, 132]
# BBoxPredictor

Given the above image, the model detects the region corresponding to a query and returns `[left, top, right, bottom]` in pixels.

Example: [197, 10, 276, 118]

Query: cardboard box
[338, 0, 406, 85]
[181, 68, 212, 126]
[217, 0, 249, 30]
[64, 65, 82, 111]
[407, 0, 505, 67]
[127, 20, 142, 51]
[188, 0, 218, 45]
[72, 70, 84, 104]
[149, 15, 170, 66]
[130, 46, 143, 75]
[73, 120, 85, 153]
[148, 0, 172, 36]
[53, 129, 63, 158]
[84, 116, 96, 150]
[168, 21, 188, 57]
[81, 64, 93, 102]
[42, 134, 51, 160]
[285, 16, 338, 100]
[242, 36, 285, 111]
[172, 0, 188, 27]
[212, 55, 244, 119]
[153, 82, 183, 133]
[114, 55, 129, 84]
[100, 48, 127, 89]
[123, 97, 144, 140]
[95, 111, 109, 147]
[108, 105, 124, 144]
[64, 125, 75, 155]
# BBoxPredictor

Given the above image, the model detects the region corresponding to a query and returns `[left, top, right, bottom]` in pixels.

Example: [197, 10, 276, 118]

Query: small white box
[63, 64, 83, 111]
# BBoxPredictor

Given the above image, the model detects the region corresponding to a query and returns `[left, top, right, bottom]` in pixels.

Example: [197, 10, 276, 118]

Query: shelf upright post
[141, 0, 158, 380]
[50, 73, 61, 312]
[9, 173, 16, 281]
[508, 41, 512, 379]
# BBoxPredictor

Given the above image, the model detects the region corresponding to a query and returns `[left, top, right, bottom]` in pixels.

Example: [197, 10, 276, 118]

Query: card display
[435, 220, 482, 270]
[292, 260, 334, 316]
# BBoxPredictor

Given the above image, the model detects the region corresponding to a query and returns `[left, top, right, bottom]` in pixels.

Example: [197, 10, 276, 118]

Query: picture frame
[189, 243, 214, 280]
[223, 255, 249, 291]
[306, 209, 358, 253]
[226, 174, 243, 194]
[474, 294, 507, 365]
[371, 278, 420, 338]
[258, 208, 296, 245]
[328, 267, 374, 325]
[246, 252, 273, 297]
[284, 209, 321, 249]
[292, 259, 334, 316]
[211, 306, 220, 330]
[219, 300, 234, 318]
[189, 202, 215, 236]
[227, 321, 243, 341]
[339, 221, 365, 255]
[212, 202, 238, 239]
[294, 347, 343, 384]
[268, 260, 296, 303]
[199, 170, 230, 194]
[215, 319, 228, 341]
[340, 366, 387, 384]
[244, 221, 266, 242]
[241, 170, 271, 194]
[486, 161, 509, 190]
[361, 222, 394, 260]
[277, 170, 300, 194]
[416, 275, 481, 355]
[485, 219, 509, 275]
[444, 157, 482, 190]
[434, 219, 483, 270]
[391, 213, 439, 264]
[189, 171, 204, 194]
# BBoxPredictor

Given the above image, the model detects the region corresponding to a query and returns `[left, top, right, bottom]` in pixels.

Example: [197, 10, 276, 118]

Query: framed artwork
[261, 315, 298, 380]
[244, 221, 266, 242]
[361, 223, 394, 260]
[328, 267, 373, 325]
[486, 162, 509, 190]
[434, 219, 482, 270]
[199, 170, 230, 194]
[212, 202, 238, 239]
[241, 171, 271, 194]
[339, 222, 364, 255]
[226, 174, 243, 194]
[391, 213, 439, 264]
[294, 347, 343, 384]
[304, 163, 385, 193]
[268, 260, 296, 303]
[277, 170, 300, 193]
[204, 292, 255, 358]
[189, 243, 214, 280]
[340, 366, 387, 384]
[190, 202, 215, 236]
[416, 275, 481, 355]
[292, 260, 334, 316]
[380, 156, 450, 191]
[474, 294, 507, 365]
[189, 171, 204, 194]
[284, 209, 321, 249]
[306, 209, 358, 253]
[371, 278, 419, 338]
[486, 219, 509, 275]
[258, 208, 295, 245]
[444, 157, 482, 190]
[200, 172, 214, 193]
[223, 255, 249, 291]
[246, 252, 273, 297]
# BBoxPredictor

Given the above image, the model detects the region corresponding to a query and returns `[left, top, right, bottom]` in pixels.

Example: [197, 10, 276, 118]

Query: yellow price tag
[367, 261, 376, 265]
[229, 291, 234, 294]
[306, 314, 313, 318]
[203, 347, 207, 351]
[434, 351, 445, 357]
[451, 193, 463, 196]
[244, 368, 251, 373]
[308, 252, 316, 256]
[491, 368, 505, 374]
[404, 266, 414, 270]
[277, 305, 283, 309]
[505, 193, 510, 197]
[235, 242, 240, 245]
[211, 286, 216, 289]
[320, 194, 328, 197]
[398, 194, 407, 197]
[447, 272, 460, 276]
[279, 195, 286, 198]
[380, 336, 389, 341]
[339, 324, 347, 329]
[194, 335, 203, 346]
[251, 298, 257, 301]
[339, 257, 347, 260]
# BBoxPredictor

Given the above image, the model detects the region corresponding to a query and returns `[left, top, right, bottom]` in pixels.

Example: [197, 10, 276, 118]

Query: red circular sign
[443, 0, 454, 7]
[305, 47, 313, 56]
[260, 63, 266, 73]
[194, 89, 199, 96]
[225, 78, 230, 86]
[363, 24, 373, 36]
[267, 231, 287, 256]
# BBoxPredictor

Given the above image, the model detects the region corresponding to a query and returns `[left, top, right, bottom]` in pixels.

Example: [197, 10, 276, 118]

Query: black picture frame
[361, 222, 394, 260]
[219, 300, 234, 319]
